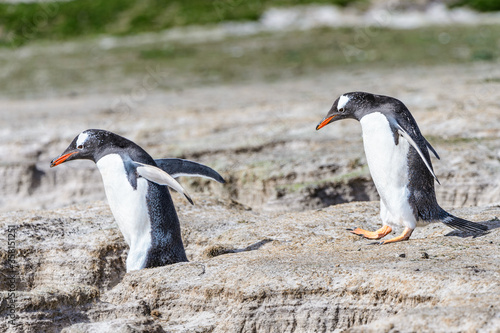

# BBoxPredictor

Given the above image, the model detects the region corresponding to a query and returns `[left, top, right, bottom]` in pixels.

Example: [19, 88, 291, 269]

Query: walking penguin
[316, 92, 487, 244]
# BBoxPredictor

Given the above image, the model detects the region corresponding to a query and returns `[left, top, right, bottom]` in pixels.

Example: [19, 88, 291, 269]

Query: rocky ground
[0, 62, 499, 332]
[0, 20, 500, 333]
[1, 62, 500, 213]
[0, 198, 499, 332]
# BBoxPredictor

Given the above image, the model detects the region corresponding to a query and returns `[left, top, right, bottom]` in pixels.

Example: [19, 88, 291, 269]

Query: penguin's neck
[96, 153, 152, 271]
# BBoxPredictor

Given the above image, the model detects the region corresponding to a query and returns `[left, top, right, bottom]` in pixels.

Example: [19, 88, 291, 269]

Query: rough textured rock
[1, 19, 500, 332]
[1, 63, 500, 214]
[0, 197, 499, 332]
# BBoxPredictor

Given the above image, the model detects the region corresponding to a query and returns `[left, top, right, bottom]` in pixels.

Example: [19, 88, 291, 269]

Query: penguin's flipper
[392, 121, 440, 184]
[424, 138, 440, 160]
[134, 162, 194, 205]
[155, 158, 225, 183]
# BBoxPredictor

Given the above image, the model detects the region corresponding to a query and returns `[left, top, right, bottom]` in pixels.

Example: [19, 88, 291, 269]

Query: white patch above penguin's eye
[76, 132, 89, 148]
[337, 95, 350, 111]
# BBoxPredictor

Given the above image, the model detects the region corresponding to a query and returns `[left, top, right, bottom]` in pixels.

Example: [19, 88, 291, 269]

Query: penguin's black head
[316, 92, 376, 130]
[50, 129, 126, 167]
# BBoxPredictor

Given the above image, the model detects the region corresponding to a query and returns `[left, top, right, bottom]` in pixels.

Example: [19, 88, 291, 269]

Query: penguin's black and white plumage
[316, 92, 487, 244]
[50, 129, 225, 271]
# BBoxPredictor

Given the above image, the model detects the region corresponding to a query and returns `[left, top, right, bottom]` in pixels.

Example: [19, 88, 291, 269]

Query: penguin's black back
[406, 145, 444, 221]
[144, 182, 188, 267]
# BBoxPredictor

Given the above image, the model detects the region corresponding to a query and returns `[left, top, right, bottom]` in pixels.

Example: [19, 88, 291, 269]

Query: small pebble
[421, 252, 429, 259]
[398, 253, 406, 258]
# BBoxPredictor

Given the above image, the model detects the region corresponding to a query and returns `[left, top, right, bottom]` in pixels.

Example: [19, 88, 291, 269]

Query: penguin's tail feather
[442, 214, 488, 234]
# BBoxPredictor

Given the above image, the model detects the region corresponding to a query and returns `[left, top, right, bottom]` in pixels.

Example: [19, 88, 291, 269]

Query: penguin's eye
[339, 108, 345, 113]
[77, 145, 83, 150]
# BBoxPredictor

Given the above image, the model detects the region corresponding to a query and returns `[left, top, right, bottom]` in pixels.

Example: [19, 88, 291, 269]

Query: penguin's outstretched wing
[133, 162, 194, 205]
[154, 158, 225, 183]
[388, 118, 440, 184]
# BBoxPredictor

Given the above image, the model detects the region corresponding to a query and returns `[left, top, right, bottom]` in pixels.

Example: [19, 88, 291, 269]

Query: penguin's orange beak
[50, 151, 78, 168]
[316, 115, 336, 130]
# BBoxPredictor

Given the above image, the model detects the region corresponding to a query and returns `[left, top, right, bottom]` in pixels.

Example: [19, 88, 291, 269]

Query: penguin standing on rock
[51, 129, 225, 271]
[316, 92, 487, 244]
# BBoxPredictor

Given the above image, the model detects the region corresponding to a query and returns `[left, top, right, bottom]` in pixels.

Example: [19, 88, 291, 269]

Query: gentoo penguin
[50, 129, 225, 271]
[316, 92, 487, 244]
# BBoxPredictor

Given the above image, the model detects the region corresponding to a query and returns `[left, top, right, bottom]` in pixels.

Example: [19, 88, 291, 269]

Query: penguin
[50, 129, 225, 271]
[316, 92, 487, 244]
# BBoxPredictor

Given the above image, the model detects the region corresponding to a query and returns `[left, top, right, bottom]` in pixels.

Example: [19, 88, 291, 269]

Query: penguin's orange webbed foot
[374, 227, 414, 244]
[348, 225, 392, 240]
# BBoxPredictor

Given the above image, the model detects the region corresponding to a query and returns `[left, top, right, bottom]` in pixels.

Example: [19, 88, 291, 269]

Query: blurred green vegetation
[137, 26, 499, 70]
[0, 0, 364, 47]
[1, 24, 498, 98]
[452, 0, 500, 12]
[2, 0, 499, 47]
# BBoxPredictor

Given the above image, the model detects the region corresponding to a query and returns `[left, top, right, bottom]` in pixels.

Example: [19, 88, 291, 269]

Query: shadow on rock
[203, 239, 273, 258]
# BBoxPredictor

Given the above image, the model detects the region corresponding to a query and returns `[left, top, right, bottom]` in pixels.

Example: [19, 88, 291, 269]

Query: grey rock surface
[1, 63, 500, 214]
[0, 198, 499, 332]
[0, 36, 499, 332]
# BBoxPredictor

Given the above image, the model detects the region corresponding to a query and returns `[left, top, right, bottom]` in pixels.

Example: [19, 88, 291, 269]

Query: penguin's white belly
[359, 112, 416, 228]
[96, 154, 151, 271]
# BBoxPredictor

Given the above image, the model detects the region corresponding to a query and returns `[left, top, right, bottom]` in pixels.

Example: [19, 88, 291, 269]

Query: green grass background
[0, 0, 498, 98]
[0, 0, 498, 47]
[0, 0, 363, 46]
